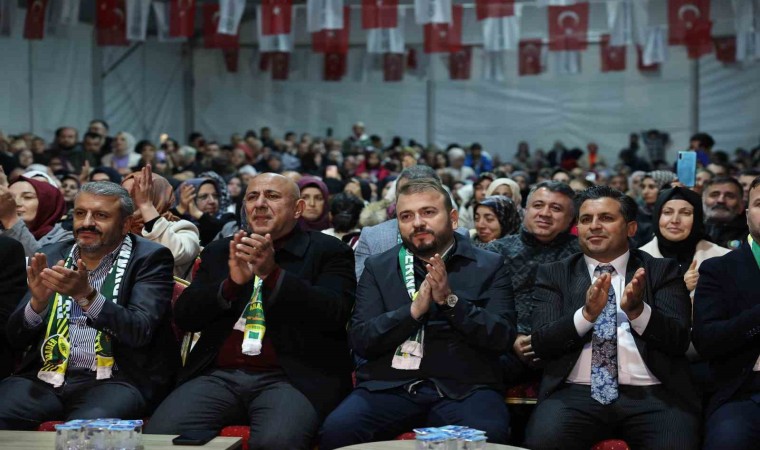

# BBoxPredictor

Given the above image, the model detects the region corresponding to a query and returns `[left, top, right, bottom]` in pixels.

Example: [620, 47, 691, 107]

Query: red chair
[37, 421, 64, 431]
[505, 380, 539, 405]
[395, 432, 416, 440]
[220, 426, 250, 450]
[591, 440, 630, 450]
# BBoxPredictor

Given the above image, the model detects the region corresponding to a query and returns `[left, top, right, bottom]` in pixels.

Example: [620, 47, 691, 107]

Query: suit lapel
[570, 256, 592, 311]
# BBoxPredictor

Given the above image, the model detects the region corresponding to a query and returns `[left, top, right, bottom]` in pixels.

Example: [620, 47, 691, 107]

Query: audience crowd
[0, 120, 758, 450]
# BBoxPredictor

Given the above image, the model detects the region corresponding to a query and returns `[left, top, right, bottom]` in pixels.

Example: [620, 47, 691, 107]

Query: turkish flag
[24, 0, 48, 40]
[424, 4, 462, 53]
[407, 48, 418, 69]
[362, 0, 398, 29]
[713, 36, 736, 64]
[548, 3, 589, 51]
[96, 0, 129, 46]
[313, 6, 350, 53]
[449, 46, 472, 80]
[475, 0, 514, 21]
[324, 52, 347, 81]
[668, 0, 710, 45]
[685, 19, 712, 59]
[203, 3, 238, 49]
[261, 0, 292, 36]
[384, 53, 404, 82]
[518, 39, 542, 76]
[600, 34, 626, 72]
[636, 45, 659, 72]
[169, 0, 195, 38]
[223, 48, 239, 73]
[271, 52, 290, 80]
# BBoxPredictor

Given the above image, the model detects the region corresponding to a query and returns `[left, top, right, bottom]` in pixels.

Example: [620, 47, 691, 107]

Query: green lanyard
[748, 235, 760, 270]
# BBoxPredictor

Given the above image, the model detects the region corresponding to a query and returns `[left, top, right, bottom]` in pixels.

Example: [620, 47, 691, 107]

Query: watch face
[446, 294, 458, 307]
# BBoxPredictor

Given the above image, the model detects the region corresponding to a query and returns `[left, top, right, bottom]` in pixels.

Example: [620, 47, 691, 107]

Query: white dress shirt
[566, 251, 661, 386]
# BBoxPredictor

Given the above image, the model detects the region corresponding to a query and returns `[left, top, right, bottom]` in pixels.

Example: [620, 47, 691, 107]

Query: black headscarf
[653, 187, 707, 267]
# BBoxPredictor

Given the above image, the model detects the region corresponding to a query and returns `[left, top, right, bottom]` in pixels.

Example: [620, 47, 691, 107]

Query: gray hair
[398, 165, 439, 183]
[78, 181, 135, 219]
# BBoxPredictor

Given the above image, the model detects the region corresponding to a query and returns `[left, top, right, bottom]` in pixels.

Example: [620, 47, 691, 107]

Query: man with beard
[703, 177, 748, 250]
[319, 179, 516, 449]
[49, 127, 85, 173]
[0, 182, 178, 429]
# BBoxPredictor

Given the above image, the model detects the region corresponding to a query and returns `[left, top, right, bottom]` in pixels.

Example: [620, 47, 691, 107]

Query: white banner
[414, 0, 451, 25]
[732, 0, 760, 61]
[217, 0, 246, 36]
[643, 25, 668, 66]
[482, 15, 520, 52]
[307, 0, 344, 33]
[126, 0, 152, 42]
[367, 8, 405, 54]
[152, 2, 187, 43]
[553, 50, 581, 75]
[607, 0, 648, 47]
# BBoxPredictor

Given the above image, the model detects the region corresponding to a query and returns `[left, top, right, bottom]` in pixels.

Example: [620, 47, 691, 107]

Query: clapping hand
[582, 273, 611, 322]
[621, 268, 646, 320]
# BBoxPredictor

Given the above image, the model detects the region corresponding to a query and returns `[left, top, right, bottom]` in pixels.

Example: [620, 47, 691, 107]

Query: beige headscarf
[486, 178, 523, 208]
[122, 172, 180, 234]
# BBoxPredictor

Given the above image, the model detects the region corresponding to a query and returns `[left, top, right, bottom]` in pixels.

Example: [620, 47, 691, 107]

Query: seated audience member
[524, 186, 699, 450]
[738, 168, 760, 206]
[486, 181, 579, 383]
[354, 166, 468, 279]
[634, 170, 676, 247]
[319, 179, 515, 449]
[640, 187, 729, 297]
[297, 176, 330, 232]
[0, 236, 27, 380]
[89, 166, 122, 184]
[693, 176, 760, 450]
[703, 177, 749, 250]
[322, 192, 365, 249]
[0, 176, 72, 257]
[457, 172, 495, 229]
[173, 177, 235, 246]
[0, 182, 179, 429]
[485, 178, 524, 219]
[146, 174, 356, 450]
[471, 195, 520, 248]
[122, 165, 201, 279]
[101, 131, 140, 176]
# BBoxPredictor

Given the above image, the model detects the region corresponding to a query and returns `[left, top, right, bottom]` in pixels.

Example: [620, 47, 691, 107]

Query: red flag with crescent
[713, 36, 736, 64]
[475, 0, 514, 21]
[271, 52, 290, 80]
[600, 34, 626, 72]
[668, 0, 710, 46]
[362, 0, 398, 29]
[169, 0, 195, 38]
[261, 0, 292, 36]
[518, 39, 542, 76]
[383, 53, 404, 81]
[636, 45, 659, 72]
[324, 52, 347, 81]
[313, 6, 350, 53]
[548, 3, 589, 51]
[424, 4, 462, 53]
[24, 0, 48, 40]
[449, 46, 472, 80]
[684, 18, 712, 59]
[96, 0, 129, 46]
[203, 3, 238, 49]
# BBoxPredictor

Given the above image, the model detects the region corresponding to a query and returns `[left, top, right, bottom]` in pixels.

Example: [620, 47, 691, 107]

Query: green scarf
[234, 277, 265, 356]
[391, 244, 425, 370]
[38, 237, 132, 387]
[748, 235, 760, 270]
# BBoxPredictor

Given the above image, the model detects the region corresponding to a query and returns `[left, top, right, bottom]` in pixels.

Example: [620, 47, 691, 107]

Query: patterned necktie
[591, 264, 618, 405]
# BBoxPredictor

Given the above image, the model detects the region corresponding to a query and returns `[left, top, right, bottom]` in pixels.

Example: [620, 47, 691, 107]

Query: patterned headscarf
[199, 171, 232, 214]
[476, 195, 521, 239]
[645, 170, 677, 189]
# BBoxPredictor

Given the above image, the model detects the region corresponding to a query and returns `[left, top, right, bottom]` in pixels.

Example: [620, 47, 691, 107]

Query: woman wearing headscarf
[122, 166, 201, 278]
[297, 176, 330, 232]
[101, 131, 140, 175]
[470, 195, 521, 248]
[457, 172, 495, 230]
[0, 176, 72, 257]
[639, 187, 729, 295]
[486, 178, 525, 220]
[173, 177, 236, 247]
[633, 170, 677, 247]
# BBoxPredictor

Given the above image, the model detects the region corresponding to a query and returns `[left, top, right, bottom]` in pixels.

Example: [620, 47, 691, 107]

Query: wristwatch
[75, 288, 98, 308]
[445, 293, 459, 308]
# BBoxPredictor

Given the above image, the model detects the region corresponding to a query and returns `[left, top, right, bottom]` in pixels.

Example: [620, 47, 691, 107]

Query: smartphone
[172, 430, 217, 446]
[677, 151, 697, 187]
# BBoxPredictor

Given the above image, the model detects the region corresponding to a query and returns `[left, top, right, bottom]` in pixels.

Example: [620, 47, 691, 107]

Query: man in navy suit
[693, 176, 760, 450]
[319, 178, 516, 449]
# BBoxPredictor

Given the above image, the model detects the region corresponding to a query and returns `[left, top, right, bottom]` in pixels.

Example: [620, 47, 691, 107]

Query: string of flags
[4, 0, 759, 81]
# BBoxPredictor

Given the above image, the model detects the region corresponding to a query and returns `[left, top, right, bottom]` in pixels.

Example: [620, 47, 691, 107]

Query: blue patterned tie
[591, 264, 618, 405]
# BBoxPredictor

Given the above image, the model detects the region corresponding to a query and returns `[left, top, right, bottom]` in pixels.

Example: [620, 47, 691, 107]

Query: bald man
[147, 174, 356, 450]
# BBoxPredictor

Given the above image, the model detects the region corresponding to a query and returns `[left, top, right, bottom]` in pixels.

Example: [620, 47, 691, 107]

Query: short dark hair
[574, 185, 637, 222]
[703, 177, 743, 196]
[83, 132, 102, 141]
[741, 168, 760, 178]
[90, 119, 109, 130]
[690, 132, 715, 149]
[329, 193, 365, 233]
[551, 168, 570, 178]
[397, 165, 439, 183]
[528, 181, 576, 215]
[749, 176, 760, 192]
[397, 178, 453, 213]
[55, 127, 77, 138]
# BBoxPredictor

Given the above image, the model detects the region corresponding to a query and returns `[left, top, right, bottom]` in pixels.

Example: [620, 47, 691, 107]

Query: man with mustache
[703, 177, 749, 250]
[146, 173, 356, 450]
[320, 178, 516, 449]
[524, 185, 699, 450]
[0, 181, 178, 429]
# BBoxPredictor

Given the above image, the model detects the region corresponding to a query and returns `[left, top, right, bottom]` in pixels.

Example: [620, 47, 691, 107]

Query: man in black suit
[146, 173, 356, 450]
[693, 176, 760, 450]
[524, 185, 699, 450]
[0, 182, 178, 429]
[319, 179, 516, 449]
[0, 236, 27, 380]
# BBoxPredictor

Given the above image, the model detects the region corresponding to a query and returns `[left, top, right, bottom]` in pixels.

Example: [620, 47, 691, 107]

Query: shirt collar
[583, 250, 630, 277]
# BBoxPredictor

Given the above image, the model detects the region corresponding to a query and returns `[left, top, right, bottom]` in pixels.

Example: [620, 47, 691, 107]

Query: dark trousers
[524, 384, 700, 450]
[703, 395, 760, 450]
[145, 368, 319, 450]
[318, 381, 510, 450]
[0, 370, 146, 430]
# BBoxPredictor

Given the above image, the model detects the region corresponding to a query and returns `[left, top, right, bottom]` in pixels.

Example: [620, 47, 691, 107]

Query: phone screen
[677, 151, 697, 187]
